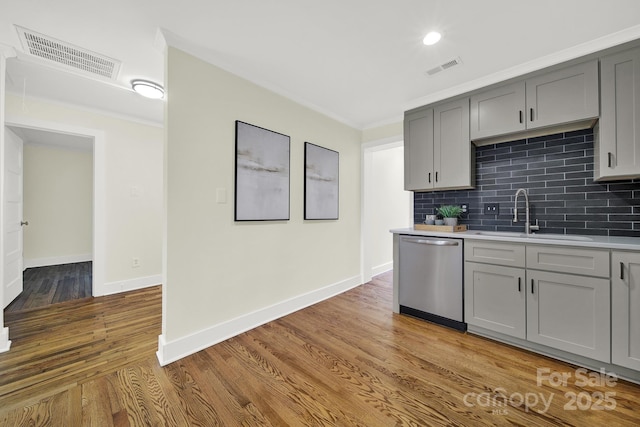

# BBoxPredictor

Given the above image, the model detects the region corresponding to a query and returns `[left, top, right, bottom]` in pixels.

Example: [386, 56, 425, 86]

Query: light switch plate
[216, 188, 227, 204]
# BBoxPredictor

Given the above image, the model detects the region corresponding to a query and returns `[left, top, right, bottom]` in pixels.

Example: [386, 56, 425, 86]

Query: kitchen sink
[468, 231, 527, 238]
[467, 231, 593, 242]
[526, 233, 593, 242]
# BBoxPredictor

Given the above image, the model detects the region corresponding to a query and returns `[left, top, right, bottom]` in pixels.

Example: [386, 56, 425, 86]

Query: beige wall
[361, 121, 402, 144]
[371, 146, 411, 273]
[5, 94, 163, 287]
[162, 46, 362, 354]
[23, 143, 92, 265]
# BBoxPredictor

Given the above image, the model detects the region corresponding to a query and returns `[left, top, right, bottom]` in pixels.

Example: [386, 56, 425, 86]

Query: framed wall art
[304, 142, 339, 220]
[235, 121, 290, 221]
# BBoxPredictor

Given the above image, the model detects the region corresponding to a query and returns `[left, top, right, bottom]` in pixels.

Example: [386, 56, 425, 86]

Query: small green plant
[437, 205, 463, 218]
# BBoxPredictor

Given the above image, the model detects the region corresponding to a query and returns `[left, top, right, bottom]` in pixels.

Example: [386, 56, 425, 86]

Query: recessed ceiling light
[423, 31, 442, 46]
[131, 80, 165, 99]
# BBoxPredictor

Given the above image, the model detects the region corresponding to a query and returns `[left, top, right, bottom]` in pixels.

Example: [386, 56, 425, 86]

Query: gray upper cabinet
[434, 98, 472, 190]
[404, 98, 472, 191]
[470, 60, 599, 141]
[526, 60, 599, 130]
[612, 251, 640, 371]
[404, 108, 434, 190]
[470, 82, 526, 140]
[596, 47, 640, 181]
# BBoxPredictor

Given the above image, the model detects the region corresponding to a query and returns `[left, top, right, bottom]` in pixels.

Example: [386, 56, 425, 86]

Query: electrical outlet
[484, 203, 499, 215]
[132, 258, 140, 268]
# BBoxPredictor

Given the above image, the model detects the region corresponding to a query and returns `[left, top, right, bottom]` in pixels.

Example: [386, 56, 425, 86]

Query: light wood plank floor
[1, 272, 639, 426]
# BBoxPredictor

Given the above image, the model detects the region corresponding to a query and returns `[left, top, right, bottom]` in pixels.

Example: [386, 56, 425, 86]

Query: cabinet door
[527, 270, 610, 363]
[470, 82, 526, 140]
[526, 60, 599, 130]
[597, 48, 640, 181]
[526, 244, 610, 278]
[465, 240, 526, 268]
[612, 251, 640, 370]
[404, 108, 434, 191]
[433, 98, 472, 189]
[465, 262, 526, 338]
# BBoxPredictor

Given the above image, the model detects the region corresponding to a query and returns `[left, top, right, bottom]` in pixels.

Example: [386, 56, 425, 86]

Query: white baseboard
[24, 253, 92, 269]
[372, 261, 393, 277]
[156, 274, 362, 366]
[0, 327, 11, 353]
[101, 274, 162, 296]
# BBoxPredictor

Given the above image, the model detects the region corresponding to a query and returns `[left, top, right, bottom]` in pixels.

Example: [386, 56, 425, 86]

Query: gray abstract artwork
[305, 142, 339, 220]
[235, 121, 290, 221]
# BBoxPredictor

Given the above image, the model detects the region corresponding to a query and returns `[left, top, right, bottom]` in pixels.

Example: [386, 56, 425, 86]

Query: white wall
[23, 143, 93, 267]
[5, 93, 164, 292]
[159, 46, 362, 364]
[370, 146, 411, 275]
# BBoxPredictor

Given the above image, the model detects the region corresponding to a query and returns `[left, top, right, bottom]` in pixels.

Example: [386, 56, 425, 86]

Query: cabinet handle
[428, 172, 431, 183]
[620, 262, 625, 280]
[435, 172, 439, 182]
[530, 108, 534, 122]
[608, 152, 613, 168]
[518, 277, 521, 292]
[519, 110, 523, 124]
[531, 279, 534, 294]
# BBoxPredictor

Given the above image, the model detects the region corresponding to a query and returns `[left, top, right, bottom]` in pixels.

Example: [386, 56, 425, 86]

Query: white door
[3, 128, 24, 308]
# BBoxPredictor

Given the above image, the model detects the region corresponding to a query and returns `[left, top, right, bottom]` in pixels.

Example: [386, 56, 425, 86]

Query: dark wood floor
[1, 271, 639, 426]
[4, 262, 92, 313]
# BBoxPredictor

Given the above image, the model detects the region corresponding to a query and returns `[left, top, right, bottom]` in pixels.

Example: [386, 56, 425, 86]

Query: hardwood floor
[1, 271, 639, 426]
[4, 262, 93, 313]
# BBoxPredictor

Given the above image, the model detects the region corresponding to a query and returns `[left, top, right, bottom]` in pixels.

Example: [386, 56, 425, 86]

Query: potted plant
[437, 205, 463, 226]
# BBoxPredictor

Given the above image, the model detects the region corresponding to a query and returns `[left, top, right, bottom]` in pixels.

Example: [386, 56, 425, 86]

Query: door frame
[360, 136, 413, 283]
[4, 116, 106, 298]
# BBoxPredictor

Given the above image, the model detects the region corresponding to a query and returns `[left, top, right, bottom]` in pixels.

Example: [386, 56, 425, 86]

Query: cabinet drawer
[526, 245, 610, 277]
[465, 240, 525, 267]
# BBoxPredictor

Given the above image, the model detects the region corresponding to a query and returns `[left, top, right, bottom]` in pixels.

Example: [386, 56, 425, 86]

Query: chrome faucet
[513, 188, 539, 235]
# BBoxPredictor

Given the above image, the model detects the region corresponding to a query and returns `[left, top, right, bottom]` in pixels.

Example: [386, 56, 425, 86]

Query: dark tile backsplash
[413, 129, 640, 237]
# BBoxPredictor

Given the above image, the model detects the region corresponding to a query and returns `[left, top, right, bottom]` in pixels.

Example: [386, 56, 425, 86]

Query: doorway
[361, 139, 412, 283]
[4, 126, 94, 311]
[2, 117, 106, 317]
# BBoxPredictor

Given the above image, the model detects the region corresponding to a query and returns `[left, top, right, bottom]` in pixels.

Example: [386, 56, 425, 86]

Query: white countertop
[391, 228, 640, 251]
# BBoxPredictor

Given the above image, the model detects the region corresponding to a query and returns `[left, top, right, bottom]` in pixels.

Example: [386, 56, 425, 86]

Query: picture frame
[235, 121, 290, 221]
[304, 142, 339, 220]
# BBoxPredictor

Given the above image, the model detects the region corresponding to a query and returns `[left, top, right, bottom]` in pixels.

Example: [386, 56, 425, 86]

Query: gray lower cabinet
[464, 240, 612, 364]
[526, 270, 610, 363]
[464, 262, 525, 339]
[612, 251, 640, 370]
[596, 46, 640, 181]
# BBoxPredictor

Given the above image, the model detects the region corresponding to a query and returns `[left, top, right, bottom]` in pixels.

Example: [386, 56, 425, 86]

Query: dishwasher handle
[401, 237, 460, 247]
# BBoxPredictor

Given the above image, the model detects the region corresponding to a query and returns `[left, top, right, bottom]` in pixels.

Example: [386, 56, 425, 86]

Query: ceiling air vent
[425, 57, 463, 76]
[15, 25, 121, 80]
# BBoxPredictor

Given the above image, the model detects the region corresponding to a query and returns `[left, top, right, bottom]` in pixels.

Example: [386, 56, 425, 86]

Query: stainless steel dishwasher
[398, 235, 466, 331]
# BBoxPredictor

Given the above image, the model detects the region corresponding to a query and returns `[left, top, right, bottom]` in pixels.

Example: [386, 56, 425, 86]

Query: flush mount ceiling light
[131, 80, 164, 99]
[423, 31, 442, 46]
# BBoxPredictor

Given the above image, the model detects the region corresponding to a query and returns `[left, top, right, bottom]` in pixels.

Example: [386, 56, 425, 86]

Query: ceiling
[2, 0, 640, 130]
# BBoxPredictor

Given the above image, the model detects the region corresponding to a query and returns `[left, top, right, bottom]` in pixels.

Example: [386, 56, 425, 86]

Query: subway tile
[529, 132, 564, 143]
[412, 129, 638, 237]
[545, 165, 585, 174]
[528, 159, 565, 169]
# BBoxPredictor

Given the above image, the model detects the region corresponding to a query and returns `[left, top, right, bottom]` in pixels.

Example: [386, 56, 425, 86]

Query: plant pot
[434, 219, 445, 225]
[443, 218, 458, 226]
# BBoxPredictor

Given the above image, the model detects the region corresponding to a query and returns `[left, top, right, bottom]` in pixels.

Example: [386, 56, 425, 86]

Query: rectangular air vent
[16, 25, 121, 80]
[425, 57, 463, 76]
